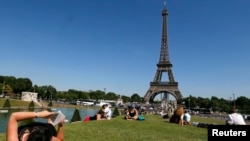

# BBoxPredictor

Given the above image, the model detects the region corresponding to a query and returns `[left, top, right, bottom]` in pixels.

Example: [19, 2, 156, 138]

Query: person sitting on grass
[226, 108, 246, 125]
[6, 110, 65, 141]
[181, 110, 191, 125]
[103, 104, 112, 120]
[124, 104, 139, 120]
[84, 104, 111, 121]
[169, 106, 184, 125]
[95, 104, 108, 120]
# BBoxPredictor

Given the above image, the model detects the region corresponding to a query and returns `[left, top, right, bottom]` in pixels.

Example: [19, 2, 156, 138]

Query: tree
[2, 99, 11, 109]
[38, 85, 57, 101]
[112, 107, 120, 117]
[4, 85, 13, 94]
[28, 101, 35, 111]
[78, 91, 90, 99]
[47, 85, 57, 100]
[67, 89, 90, 100]
[196, 97, 210, 109]
[89, 90, 104, 100]
[15, 78, 32, 94]
[33, 84, 39, 92]
[4, 76, 16, 92]
[210, 96, 220, 111]
[48, 101, 53, 107]
[0, 76, 5, 85]
[70, 108, 82, 122]
[219, 98, 230, 112]
[121, 95, 130, 103]
[236, 96, 250, 110]
[105, 92, 118, 100]
[131, 93, 141, 102]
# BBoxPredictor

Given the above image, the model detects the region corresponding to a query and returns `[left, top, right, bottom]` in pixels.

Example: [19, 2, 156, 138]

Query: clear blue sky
[1, 0, 249, 100]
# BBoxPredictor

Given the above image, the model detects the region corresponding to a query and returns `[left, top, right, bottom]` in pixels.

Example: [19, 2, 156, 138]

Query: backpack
[137, 115, 145, 121]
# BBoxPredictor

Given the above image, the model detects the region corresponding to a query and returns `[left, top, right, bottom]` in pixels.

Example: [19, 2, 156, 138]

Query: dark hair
[18, 122, 56, 141]
[27, 127, 53, 141]
[101, 104, 107, 109]
[229, 108, 236, 114]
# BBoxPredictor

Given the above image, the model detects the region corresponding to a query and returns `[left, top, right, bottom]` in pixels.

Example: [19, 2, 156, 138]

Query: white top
[183, 113, 191, 122]
[227, 113, 246, 125]
[104, 107, 112, 120]
[181, 113, 191, 122]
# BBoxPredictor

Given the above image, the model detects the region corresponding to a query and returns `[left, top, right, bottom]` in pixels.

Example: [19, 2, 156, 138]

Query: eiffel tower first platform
[144, 3, 183, 107]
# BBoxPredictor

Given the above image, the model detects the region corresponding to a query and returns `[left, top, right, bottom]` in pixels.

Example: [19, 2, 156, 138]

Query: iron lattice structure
[144, 3, 183, 104]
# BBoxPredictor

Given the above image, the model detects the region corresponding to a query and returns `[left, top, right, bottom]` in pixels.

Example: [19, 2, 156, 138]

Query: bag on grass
[137, 115, 145, 121]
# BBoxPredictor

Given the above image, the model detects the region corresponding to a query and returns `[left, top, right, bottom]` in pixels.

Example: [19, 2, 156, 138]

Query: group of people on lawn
[169, 106, 246, 126]
[6, 103, 246, 141]
[84, 103, 139, 121]
[83, 103, 139, 121]
[85, 104, 196, 124]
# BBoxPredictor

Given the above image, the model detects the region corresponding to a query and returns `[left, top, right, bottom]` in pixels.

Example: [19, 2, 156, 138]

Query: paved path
[197, 114, 250, 125]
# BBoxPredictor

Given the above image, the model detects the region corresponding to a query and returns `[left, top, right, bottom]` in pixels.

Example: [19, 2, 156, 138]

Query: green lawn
[0, 98, 36, 108]
[0, 113, 225, 141]
[0, 99, 226, 141]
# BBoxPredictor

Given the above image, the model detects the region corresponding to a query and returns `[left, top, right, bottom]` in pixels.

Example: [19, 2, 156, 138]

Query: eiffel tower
[144, 2, 183, 107]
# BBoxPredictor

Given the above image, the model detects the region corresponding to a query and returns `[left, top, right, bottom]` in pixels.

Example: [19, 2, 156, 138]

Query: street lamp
[232, 93, 235, 110]
[104, 88, 106, 94]
[103, 88, 106, 100]
[188, 98, 190, 110]
[50, 92, 52, 102]
[229, 96, 231, 105]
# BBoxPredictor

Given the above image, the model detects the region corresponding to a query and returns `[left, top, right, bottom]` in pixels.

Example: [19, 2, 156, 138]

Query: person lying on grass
[84, 104, 112, 121]
[6, 110, 65, 141]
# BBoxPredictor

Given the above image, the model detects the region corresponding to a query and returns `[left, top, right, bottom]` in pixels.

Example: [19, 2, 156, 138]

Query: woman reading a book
[6, 110, 65, 141]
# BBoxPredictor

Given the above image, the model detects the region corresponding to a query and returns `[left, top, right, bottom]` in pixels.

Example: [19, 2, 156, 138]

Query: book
[50, 110, 66, 126]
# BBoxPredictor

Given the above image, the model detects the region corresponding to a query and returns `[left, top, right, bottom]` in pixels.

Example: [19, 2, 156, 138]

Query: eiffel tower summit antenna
[164, 0, 167, 8]
[144, 1, 183, 108]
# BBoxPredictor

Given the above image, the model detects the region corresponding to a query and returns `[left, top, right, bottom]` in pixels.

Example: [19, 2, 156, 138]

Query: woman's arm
[6, 111, 55, 141]
[133, 109, 139, 119]
[96, 113, 107, 120]
[56, 122, 64, 141]
[130, 109, 138, 120]
[135, 109, 139, 117]
[180, 114, 184, 125]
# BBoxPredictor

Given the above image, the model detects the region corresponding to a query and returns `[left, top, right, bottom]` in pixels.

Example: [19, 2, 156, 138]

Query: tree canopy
[1, 75, 250, 113]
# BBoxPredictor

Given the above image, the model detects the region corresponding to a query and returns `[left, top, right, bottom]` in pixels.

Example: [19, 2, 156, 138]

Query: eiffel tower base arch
[144, 83, 182, 111]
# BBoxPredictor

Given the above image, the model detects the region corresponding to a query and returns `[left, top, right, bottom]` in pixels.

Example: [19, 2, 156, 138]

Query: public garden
[0, 99, 227, 141]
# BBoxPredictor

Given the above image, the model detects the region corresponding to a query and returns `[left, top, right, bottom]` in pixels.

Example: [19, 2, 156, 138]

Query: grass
[0, 99, 88, 110]
[0, 99, 226, 141]
[0, 98, 36, 108]
[0, 113, 225, 141]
